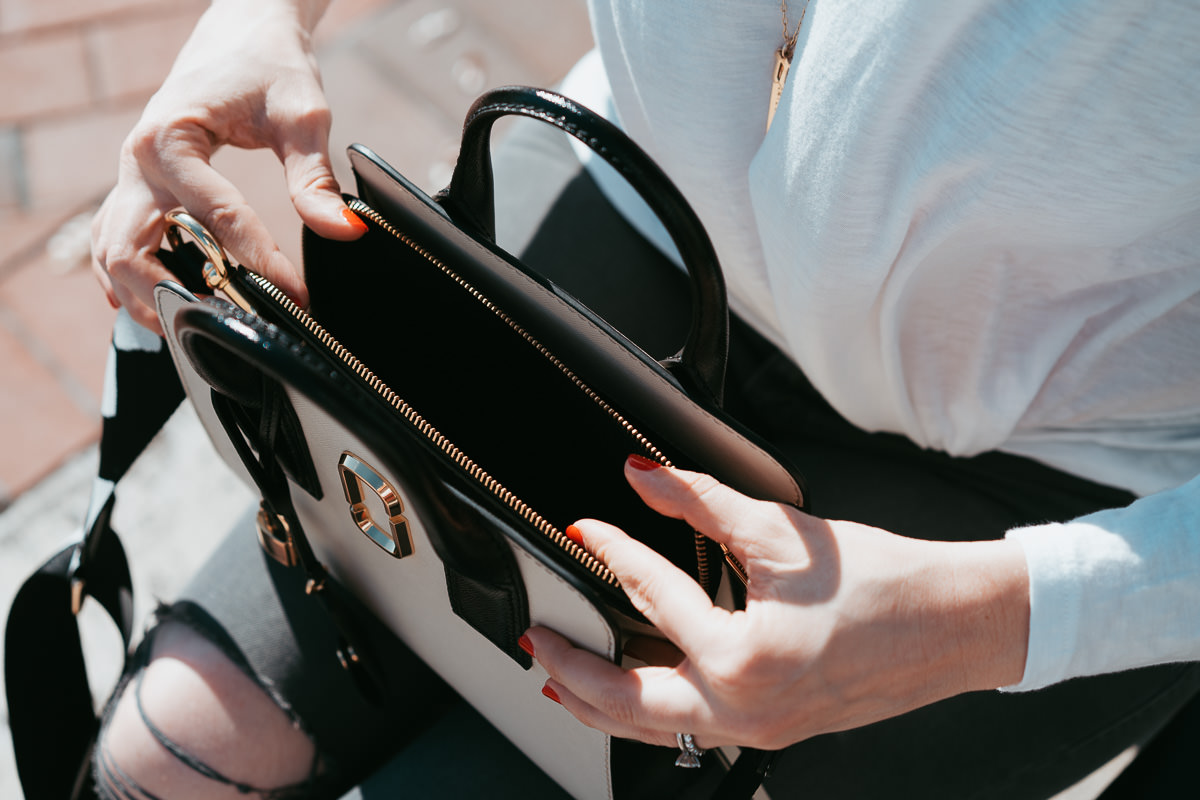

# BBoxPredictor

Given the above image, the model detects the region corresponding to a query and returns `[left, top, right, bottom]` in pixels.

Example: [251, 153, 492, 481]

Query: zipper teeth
[345, 199, 714, 594]
[248, 240, 621, 588]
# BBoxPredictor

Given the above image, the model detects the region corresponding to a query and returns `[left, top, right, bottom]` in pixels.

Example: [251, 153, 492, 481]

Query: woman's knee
[94, 620, 319, 799]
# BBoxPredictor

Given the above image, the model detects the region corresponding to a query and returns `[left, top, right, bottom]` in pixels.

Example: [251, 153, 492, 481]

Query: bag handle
[441, 86, 729, 404]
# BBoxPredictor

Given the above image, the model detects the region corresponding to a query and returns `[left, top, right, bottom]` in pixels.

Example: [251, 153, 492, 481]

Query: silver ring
[674, 732, 705, 768]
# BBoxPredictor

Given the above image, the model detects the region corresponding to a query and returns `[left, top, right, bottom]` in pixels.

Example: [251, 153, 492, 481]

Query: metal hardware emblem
[338, 452, 414, 559]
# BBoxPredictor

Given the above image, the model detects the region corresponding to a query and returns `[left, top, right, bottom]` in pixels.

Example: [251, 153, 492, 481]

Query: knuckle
[199, 202, 247, 239]
[595, 688, 641, 728]
[125, 121, 170, 165]
[102, 246, 137, 282]
[704, 649, 756, 693]
[295, 104, 333, 131]
[288, 165, 337, 200]
[685, 472, 724, 502]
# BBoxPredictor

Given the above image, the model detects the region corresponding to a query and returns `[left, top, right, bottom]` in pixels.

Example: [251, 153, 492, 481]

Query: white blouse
[565, 0, 1200, 690]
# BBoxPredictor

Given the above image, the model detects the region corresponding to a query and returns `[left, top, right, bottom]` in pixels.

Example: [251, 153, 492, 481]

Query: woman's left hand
[524, 456, 1030, 751]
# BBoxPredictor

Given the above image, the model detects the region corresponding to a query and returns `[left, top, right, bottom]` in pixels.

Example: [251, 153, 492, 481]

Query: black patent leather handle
[443, 86, 729, 404]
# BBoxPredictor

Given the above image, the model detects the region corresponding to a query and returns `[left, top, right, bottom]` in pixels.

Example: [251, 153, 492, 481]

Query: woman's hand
[91, 0, 365, 332]
[525, 456, 1030, 751]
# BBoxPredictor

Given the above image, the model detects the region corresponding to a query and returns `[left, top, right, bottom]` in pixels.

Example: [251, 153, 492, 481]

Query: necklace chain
[780, 0, 811, 60]
[768, 0, 811, 131]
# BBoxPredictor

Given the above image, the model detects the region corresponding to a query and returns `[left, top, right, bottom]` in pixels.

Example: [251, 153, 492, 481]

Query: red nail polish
[627, 454, 662, 471]
[541, 684, 561, 704]
[106, 293, 120, 309]
[564, 524, 584, 546]
[518, 634, 535, 657]
[342, 207, 369, 234]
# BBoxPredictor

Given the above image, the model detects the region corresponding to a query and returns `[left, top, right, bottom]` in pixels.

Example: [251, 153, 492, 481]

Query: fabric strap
[4, 308, 185, 800]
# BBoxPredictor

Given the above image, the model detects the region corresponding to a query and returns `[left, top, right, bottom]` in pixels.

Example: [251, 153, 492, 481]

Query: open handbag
[7, 86, 806, 800]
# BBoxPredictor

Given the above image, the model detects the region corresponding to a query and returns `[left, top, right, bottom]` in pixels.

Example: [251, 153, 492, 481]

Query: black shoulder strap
[4, 309, 184, 800]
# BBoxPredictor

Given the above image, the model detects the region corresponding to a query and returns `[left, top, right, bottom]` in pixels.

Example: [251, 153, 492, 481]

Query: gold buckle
[255, 506, 298, 567]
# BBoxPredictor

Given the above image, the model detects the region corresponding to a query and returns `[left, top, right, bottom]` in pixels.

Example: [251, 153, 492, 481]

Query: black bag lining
[302, 224, 702, 583]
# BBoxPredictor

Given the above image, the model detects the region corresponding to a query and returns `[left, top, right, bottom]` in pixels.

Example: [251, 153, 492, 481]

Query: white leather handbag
[152, 87, 804, 799]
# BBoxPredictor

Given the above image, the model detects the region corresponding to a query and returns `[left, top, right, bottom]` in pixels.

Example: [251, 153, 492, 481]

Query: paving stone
[0, 204, 80, 278]
[87, 7, 205, 104]
[0, 125, 23, 212]
[20, 105, 141, 211]
[0, 0, 194, 35]
[0, 318, 97, 503]
[314, 0, 395, 46]
[356, 0, 555, 127]
[320, 43, 461, 195]
[0, 30, 91, 124]
[0, 249, 117, 411]
[456, 0, 591, 80]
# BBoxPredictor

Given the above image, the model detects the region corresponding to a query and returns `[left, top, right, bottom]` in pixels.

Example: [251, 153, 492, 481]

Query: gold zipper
[238, 198, 709, 593]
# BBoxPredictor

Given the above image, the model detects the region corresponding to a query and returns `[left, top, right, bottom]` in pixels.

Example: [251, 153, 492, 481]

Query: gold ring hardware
[163, 209, 254, 313]
[338, 451, 414, 559]
[255, 506, 298, 567]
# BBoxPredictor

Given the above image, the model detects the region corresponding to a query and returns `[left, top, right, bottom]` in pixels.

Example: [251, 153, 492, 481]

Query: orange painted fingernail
[627, 454, 662, 471]
[564, 524, 584, 546]
[518, 634, 535, 657]
[342, 207, 369, 233]
[541, 684, 561, 704]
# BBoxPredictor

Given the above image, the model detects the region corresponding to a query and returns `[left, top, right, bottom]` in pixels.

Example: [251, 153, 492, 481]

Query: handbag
[6, 86, 806, 800]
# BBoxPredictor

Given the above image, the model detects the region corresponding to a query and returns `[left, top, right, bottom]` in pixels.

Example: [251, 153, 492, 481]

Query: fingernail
[106, 292, 120, 309]
[564, 524, 584, 546]
[342, 207, 369, 234]
[518, 634, 535, 657]
[627, 454, 662, 471]
[541, 683, 561, 704]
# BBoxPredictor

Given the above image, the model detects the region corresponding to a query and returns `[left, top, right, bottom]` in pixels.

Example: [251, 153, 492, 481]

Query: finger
[624, 456, 798, 559]
[138, 129, 308, 306]
[527, 626, 714, 747]
[572, 518, 724, 655]
[542, 678, 698, 750]
[275, 109, 366, 242]
[90, 252, 120, 309]
[92, 187, 174, 333]
[110, 277, 165, 335]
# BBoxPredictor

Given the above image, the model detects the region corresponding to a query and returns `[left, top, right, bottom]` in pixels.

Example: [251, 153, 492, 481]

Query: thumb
[622, 455, 793, 560]
[280, 127, 367, 241]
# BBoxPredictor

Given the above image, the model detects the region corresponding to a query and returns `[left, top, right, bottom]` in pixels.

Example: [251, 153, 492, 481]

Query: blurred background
[0, 0, 590, 794]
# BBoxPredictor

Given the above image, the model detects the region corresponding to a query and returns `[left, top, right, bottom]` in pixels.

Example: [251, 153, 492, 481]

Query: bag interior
[302, 220, 703, 583]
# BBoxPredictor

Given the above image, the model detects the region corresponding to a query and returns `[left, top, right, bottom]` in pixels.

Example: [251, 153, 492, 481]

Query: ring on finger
[674, 732, 705, 768]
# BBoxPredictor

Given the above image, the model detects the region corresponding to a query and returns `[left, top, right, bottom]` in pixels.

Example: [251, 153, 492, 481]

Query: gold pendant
[767, 46, 791, 133]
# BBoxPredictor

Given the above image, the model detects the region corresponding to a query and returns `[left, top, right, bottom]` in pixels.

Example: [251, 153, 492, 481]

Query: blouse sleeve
[1002, 475, 1200, 692]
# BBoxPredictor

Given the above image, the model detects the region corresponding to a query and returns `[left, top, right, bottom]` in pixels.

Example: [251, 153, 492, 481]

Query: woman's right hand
[91, 0, 366, 333]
